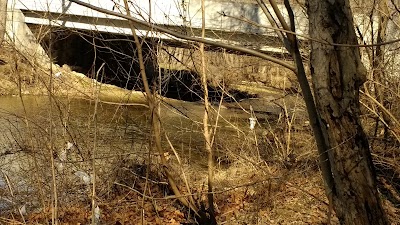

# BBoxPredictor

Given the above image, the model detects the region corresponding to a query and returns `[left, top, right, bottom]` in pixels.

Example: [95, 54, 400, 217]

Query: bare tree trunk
[0, 0, 7, 45]
[372, 0, 391, 140]
[308, 0, 388, 224]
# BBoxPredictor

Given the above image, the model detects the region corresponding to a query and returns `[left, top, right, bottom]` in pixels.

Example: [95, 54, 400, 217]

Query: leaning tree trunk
[307, 0, 388, 224]
[0, 0, 7, 45]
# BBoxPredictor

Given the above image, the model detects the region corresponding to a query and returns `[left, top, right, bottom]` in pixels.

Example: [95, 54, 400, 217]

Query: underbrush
[0, 90, 336, 224]
[0, 43, 399, 225]
[360, 77, 400, 224]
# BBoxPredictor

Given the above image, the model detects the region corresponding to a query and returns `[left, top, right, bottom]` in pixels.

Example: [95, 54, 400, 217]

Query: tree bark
[0, 0, 7, 45]
[307, 0, 388, 224]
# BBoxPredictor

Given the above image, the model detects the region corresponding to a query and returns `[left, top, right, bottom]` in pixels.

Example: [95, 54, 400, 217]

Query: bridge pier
[5, 7, 49, 67]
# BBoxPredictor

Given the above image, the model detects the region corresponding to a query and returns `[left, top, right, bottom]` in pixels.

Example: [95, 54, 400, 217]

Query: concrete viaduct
[4, 0, 377, 96]
[6, 0, 311, 58]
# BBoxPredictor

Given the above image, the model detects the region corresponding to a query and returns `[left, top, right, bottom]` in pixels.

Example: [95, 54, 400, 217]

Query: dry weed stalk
[47, 26, 59, 225]
[90, 63, 104, 225]
[199, 0, 217, 223]
[122, 0, 199, 219]
[361, 90, 400, 142]
[9, 45, 48, 216]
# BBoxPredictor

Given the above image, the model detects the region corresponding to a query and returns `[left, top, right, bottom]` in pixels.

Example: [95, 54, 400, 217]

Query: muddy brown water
[0, 95, 280, 212]
[0, 95, 280, 153]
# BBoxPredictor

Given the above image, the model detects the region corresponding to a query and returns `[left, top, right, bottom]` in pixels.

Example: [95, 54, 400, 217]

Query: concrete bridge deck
[7, 0, 380, 55]
[9, 0, 310, 53]
[5, 1, 379, 69]
[3, 0, 386, 97]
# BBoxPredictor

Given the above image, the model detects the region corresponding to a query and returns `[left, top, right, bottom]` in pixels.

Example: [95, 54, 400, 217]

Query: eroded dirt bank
[0, 45, 147, 103]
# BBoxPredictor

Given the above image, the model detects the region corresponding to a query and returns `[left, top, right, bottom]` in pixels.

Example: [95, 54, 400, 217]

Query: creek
[0, 95, 280, 213]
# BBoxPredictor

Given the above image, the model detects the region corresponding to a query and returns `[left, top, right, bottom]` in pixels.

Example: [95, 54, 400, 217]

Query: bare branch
[221, 11, 400, 48]
[266, 0, 291, 31]
[67, 0, 296, 72]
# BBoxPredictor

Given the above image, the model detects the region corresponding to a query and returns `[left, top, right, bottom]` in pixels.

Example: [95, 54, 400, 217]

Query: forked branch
[67, 0, 296, 72]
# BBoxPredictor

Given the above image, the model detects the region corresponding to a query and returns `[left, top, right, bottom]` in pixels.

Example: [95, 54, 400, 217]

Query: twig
[67, 0, 296, 72]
